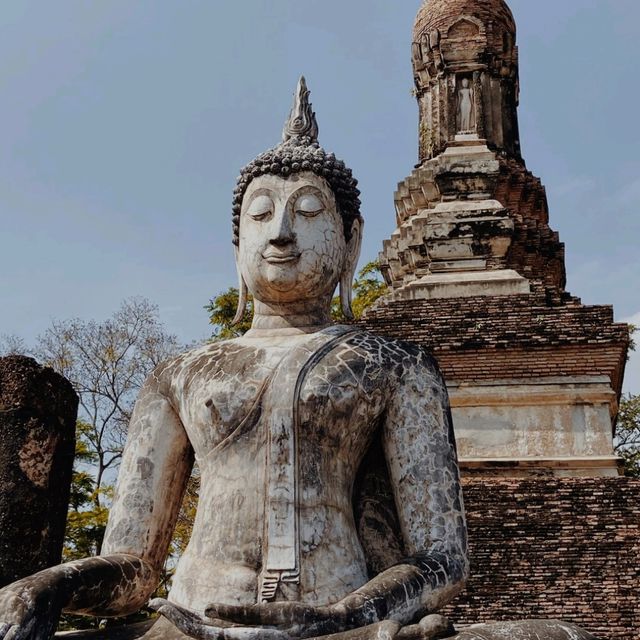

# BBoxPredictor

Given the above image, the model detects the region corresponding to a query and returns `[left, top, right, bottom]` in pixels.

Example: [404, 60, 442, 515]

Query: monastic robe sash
[258, 325, 360, 602]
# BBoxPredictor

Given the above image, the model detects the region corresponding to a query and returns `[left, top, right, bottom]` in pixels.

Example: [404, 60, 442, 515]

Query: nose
[269, 206, 295, 247]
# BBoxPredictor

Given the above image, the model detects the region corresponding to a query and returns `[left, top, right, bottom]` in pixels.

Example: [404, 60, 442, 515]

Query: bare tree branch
[34, 297, 184, 501]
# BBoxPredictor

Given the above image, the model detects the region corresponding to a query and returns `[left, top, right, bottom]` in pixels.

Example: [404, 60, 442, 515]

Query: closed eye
[250, 210, 272, 221]
[296, 208, 322, 218]
[247, 194, 274, 221]
[295, 194, 324, 218]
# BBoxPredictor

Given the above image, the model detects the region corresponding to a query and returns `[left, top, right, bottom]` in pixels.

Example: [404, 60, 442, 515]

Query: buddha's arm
[83, 371, 194, 614]
[0, 371, 194, 636]
[336, 349, 469, 625]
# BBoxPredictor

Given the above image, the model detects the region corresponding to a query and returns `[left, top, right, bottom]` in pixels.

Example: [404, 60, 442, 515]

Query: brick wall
[436, 345, 627, 395]
[443, 477, 640, 640]
[362, 294, 625, 350]
[496, 158, 568, 295]
[360, 293, 629, 394]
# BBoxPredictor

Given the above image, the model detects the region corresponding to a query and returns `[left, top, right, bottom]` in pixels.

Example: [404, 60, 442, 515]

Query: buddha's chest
[176, 337, 390, 461]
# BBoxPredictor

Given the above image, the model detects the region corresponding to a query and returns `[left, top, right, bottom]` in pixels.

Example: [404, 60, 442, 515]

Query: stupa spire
[412, 0, 520, 161]
[378, 0, 566, 305]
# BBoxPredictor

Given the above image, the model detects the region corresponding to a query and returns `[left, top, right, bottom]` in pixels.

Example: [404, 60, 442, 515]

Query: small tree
[204, 287, 253, 339]
[34, 298, 182, 517]
[615, 394, 640, 478]
[332, 261, 388, 321]
[63, 421, 111, 561]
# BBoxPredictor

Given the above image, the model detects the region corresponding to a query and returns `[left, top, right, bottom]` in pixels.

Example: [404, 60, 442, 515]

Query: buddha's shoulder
[344, 329, 442, 375]
[143, 339, 252, 390]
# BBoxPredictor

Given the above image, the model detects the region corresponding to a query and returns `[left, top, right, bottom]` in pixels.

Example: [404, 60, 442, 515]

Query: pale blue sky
[0, 0, 638, 391]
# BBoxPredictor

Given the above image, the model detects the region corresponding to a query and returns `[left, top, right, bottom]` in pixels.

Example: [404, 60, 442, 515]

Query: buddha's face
[237, 172, 348, 304]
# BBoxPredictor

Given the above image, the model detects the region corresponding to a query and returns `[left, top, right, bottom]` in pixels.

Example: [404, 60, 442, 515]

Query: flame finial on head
[282, 76, 319, 143]
[233, 75, 360, 248]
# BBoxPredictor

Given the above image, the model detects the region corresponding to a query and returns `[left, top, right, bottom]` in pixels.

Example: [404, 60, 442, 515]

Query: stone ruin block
[0, 355, 78, 587]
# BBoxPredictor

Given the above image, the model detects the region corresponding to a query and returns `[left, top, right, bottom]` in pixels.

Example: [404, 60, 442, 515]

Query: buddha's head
[232, 77, 363, 324]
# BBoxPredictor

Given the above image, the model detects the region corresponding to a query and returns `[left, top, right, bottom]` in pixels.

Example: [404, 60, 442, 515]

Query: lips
[262, 251, 301, 264]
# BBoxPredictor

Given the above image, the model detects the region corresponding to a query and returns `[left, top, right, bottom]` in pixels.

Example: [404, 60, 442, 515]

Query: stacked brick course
[360, 293, 629, 394]
[444, 478, 640, 640]
[497, 159, 567, 296]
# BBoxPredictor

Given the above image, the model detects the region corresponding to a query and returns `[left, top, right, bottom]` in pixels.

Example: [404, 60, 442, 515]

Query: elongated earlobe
[232, 247, 249, 326]
[340, 217, 364, 320]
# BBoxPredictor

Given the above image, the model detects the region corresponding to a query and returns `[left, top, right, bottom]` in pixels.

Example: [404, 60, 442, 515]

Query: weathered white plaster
[447, 376, 620, 477]
[388, 269, 530, 302]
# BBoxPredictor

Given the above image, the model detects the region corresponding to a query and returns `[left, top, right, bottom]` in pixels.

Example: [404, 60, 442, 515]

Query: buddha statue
[0, 79, 598, 640]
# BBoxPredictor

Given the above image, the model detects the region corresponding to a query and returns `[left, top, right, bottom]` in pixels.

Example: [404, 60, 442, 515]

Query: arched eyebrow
[289, 184, 324, 198]
[242, 188, 277, 213]
[286, 185, 327, 209]
[244, 187, 277, 200]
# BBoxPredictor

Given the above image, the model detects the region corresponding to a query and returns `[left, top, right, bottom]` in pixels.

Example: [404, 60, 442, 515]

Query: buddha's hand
[0, 576, 62, 640]
[149, 598, 291, 640]
[203, 599, 359, 638]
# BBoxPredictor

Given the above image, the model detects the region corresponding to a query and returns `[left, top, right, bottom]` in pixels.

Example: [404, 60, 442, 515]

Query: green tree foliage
[615, 324, 639, 476]
[332, 261, 388, 321]
[204, 287, 254, 339]
[58, 421, 113, 631]
[63, 421, 111, 562]
[615, 394, 640, 478]
[206, 262, 388, 336]
[352, 261, 389, 318]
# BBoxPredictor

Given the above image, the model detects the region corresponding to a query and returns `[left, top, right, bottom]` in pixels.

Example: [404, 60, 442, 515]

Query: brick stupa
[362, 0, 630, 478]
[360, 3, 638, 635]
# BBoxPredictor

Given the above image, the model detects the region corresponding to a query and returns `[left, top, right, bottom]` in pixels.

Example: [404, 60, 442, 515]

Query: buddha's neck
[246, 297, 333, 337]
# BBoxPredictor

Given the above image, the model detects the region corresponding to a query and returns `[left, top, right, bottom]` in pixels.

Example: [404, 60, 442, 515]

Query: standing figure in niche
[457, 78, 475, 133]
